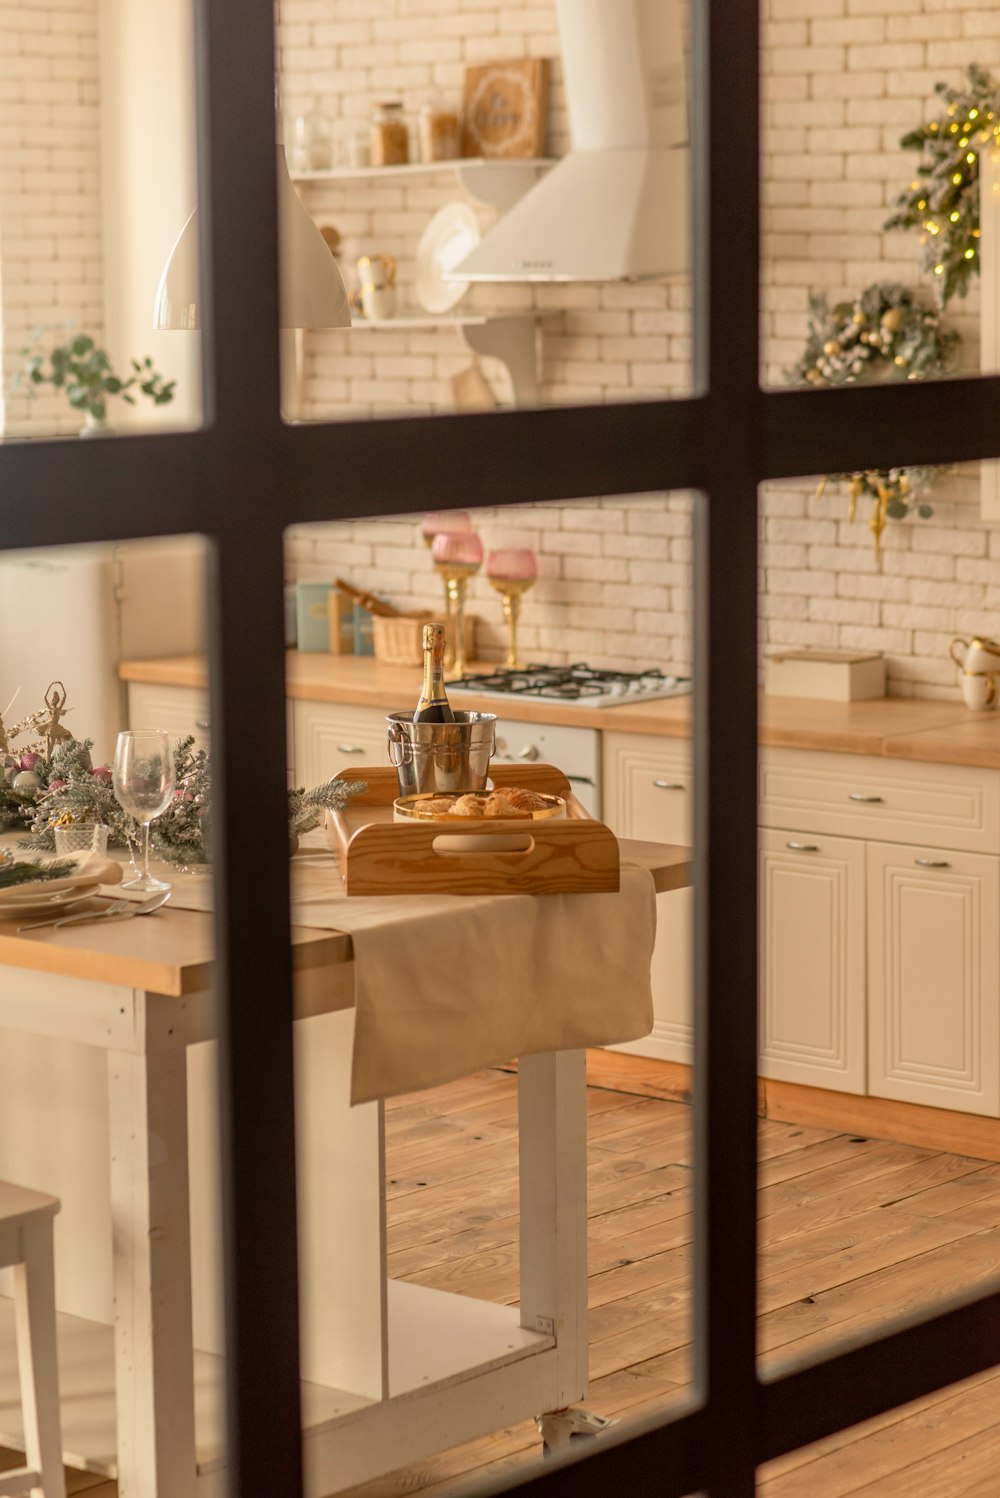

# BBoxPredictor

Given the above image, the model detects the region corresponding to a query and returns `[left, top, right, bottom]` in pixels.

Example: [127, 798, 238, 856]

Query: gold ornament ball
[852, 311, 865, 325]
[880, 307, 903, 332]
[805, 367, 823, 384]
[823, 340, 839, 356]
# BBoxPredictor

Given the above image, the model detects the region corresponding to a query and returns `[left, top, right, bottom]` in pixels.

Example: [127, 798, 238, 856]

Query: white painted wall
[98, 0, 201, 430]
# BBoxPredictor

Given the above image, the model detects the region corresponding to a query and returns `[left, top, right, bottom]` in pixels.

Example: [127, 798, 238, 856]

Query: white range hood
[452, 0, 689, 284]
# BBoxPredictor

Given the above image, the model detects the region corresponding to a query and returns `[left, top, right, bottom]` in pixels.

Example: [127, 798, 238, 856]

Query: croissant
[449, 794, 487, 818]
[483, 793, 532, 820]
[500, 787, 550, 812]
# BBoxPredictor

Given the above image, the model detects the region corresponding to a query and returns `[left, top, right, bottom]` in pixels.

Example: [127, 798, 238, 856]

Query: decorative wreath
[885, 65, 1000, 306]
[786, 284, 959, 559]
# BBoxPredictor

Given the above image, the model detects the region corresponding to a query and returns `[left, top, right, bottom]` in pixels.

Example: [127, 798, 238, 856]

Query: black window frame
[3, 1, 1000, 1495]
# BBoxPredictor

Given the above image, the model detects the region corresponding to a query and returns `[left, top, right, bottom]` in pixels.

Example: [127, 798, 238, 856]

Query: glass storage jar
[290, 101, 333, 172]
[418, 100, 461, 163]
[370, 101, 409, 166]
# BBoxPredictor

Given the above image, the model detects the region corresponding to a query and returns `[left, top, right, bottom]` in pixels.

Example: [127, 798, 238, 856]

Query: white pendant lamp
[154, 144, 351, 329]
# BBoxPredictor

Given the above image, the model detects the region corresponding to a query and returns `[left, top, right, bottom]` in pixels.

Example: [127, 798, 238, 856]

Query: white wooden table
[0, 839, 691, 1498]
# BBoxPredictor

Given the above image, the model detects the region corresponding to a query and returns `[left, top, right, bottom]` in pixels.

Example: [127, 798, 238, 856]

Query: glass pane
[0, 536, 219, 1493]
[277, 0, 694, 420]
[1, 2, 202, 438]
[283, 491, 695, 1486]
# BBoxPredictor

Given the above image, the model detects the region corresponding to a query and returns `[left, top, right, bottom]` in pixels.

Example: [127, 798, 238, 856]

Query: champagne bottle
[413, 622, 456, 723]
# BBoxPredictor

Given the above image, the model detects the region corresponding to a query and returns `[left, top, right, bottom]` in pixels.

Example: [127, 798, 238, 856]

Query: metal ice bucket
[386, 711, 497, 797]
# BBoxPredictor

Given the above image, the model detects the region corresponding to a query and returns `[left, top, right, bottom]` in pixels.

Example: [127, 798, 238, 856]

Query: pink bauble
[48, 778, 69, 791]
[90, 765, 113, 782]
[18, 752, 41, 771]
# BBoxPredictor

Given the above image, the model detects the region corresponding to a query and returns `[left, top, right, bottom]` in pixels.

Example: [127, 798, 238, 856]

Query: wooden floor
[8, 1050, 1000, 1495]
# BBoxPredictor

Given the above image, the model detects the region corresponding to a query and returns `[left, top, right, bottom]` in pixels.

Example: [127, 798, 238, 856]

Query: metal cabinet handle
[848, 792, 883, 803]
[653, 780, 685, 790]
[337, 744, 366, 754]
[915, 857, 950, 868]
[786, 841, 819, 852]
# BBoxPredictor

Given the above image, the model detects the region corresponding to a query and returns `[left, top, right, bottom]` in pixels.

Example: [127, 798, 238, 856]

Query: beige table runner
[161, 839, 657, 1104]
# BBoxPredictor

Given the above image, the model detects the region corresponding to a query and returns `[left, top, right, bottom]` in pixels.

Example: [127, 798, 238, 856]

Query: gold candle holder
[487, 549, 537, 670]
[432, 530, 483, 678]
[421, 510, 473, 628]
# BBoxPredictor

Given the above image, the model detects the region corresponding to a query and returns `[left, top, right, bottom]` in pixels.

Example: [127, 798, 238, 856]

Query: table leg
[107, 997, 197, 1498]
[517, 1049, 588, 1408]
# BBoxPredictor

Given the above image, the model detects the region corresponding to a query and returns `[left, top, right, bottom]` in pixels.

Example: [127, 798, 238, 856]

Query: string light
[965, 247, 976, 258]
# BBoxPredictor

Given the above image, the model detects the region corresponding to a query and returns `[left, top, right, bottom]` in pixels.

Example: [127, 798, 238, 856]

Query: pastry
[449, 793, 487, 817]
[416, 796, 457, 816]
[500, 787, 550, 812]
[483, 793, 532, 820]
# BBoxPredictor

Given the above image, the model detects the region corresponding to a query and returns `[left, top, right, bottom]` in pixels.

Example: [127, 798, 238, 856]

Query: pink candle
[432, 531, 483, 567]
[421, 509, 473, 540]
[487, 548, 536, 582]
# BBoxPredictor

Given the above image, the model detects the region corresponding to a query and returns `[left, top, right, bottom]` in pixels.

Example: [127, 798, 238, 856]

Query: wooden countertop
[0, 840, 689, 996]
[119, 653, 1000, 767]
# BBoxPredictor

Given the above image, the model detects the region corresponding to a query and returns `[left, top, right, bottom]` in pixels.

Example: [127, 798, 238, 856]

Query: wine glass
[487, 549, 537, 670]
[113, 731, 175, 893]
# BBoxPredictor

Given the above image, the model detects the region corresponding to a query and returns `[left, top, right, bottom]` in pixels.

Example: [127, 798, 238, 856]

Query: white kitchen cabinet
[292, 699, 390, 787]
[759, 829, 866, 1094]
[126, 681, 211, 751]
[867, 841, 1000, 1115]
[602, 732, 693, 1063]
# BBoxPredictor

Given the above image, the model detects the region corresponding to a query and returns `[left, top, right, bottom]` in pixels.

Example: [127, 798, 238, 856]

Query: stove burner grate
[450, 664, 689, 702]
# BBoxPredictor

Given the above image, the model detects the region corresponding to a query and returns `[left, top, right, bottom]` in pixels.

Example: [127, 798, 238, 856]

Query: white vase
[80, 412, 111, 437]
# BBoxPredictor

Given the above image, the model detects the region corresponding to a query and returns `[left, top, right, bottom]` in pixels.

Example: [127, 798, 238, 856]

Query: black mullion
[0, 432, 209, 550]
[689, 0, 762, 1488]
[282, 398, 710, 517]
[763, 376, 1000, 478]
[194, 1, 301, 1496]
[762, 1283, 1000, 1462]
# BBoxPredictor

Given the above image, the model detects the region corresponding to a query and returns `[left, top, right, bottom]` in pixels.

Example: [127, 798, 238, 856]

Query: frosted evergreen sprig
[885, 65, 1000, 306]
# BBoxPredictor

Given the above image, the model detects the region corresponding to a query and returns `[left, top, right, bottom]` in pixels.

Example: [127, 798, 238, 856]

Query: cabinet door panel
[127, 682, 210, 750]
[293, 700, 390, 788]
[867, 842, 1000, 1115]
[602, 732, 692, 1062]
[759, 830, 866, 1093]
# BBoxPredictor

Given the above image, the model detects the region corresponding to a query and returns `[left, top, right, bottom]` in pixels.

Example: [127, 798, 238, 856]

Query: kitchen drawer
[759, 747, 1000, 855]
[601, 731, 691, 844]
[293, 700, 390, 788]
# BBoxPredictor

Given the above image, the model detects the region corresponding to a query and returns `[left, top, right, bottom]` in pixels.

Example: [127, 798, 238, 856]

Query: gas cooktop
[449, 665, 692, 707]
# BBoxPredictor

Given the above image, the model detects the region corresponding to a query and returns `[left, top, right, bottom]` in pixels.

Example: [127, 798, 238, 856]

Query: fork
[18, 889, 171, 933]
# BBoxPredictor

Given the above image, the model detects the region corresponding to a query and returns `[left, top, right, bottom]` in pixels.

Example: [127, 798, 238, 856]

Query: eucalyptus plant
[21, 330, 175, 423]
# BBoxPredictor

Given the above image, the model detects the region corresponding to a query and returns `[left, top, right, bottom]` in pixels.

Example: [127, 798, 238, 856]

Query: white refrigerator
[0, 538, 206, 765]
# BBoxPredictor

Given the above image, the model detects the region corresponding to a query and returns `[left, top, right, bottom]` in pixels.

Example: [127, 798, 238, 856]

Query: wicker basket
[372, 611, 476, 667]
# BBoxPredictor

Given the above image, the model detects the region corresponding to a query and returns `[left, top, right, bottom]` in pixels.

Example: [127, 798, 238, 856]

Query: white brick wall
[0, 0, 103, 436]
[3, 2, 995, 698]
[279, 0, 999, 694]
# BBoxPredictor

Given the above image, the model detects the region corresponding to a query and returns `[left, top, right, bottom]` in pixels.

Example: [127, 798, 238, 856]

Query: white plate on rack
[415, 202, 480, 315]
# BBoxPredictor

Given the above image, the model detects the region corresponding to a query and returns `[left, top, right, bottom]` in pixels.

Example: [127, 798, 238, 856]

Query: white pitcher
[950, 635, 1000, 675]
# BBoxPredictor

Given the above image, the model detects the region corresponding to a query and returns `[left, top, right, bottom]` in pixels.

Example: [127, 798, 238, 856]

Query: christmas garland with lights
[786, 284, 959, 557]
[885, 65, 1000, 306]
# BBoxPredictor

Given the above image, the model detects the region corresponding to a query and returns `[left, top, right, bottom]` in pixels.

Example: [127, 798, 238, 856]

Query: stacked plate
[0, 853, 120, 920]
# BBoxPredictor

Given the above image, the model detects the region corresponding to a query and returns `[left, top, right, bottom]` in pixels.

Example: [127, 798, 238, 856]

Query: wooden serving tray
[327, 764, 620, 896]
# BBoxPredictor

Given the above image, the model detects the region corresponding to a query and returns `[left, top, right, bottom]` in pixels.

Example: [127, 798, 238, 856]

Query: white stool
[0, 1182, 65, 1498]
